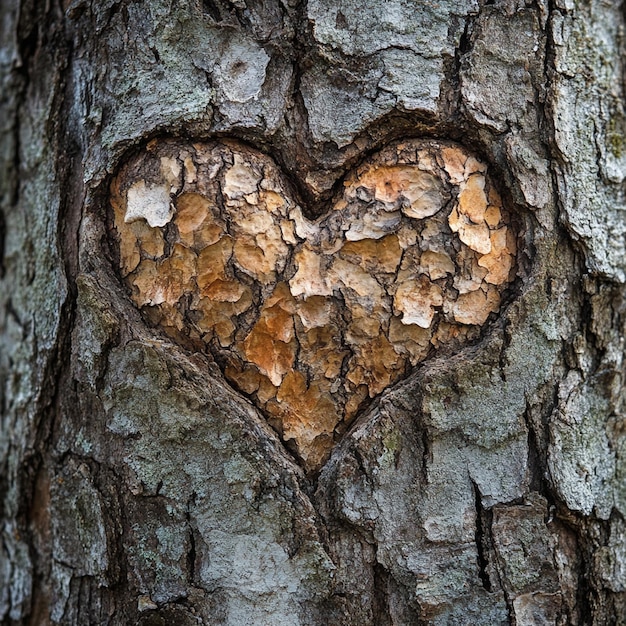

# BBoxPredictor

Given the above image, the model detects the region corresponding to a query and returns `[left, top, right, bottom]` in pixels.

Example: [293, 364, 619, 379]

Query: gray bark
[1, 0, 626, 624]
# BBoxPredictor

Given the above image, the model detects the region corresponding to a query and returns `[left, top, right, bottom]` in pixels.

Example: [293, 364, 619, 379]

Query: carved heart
[110, 139, 516, 471]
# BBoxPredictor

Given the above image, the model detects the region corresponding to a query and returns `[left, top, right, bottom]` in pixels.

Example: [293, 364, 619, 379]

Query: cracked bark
[1, 0, 626, 624]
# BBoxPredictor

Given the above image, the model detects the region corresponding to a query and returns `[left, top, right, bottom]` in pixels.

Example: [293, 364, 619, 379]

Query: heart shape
[110, 138, 516, 471]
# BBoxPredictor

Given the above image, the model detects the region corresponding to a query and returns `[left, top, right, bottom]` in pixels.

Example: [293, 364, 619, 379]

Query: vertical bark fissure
[10, 6, 64, 623]
[371, 561, 391, 626]
[471, 479, 492, 593]
[186, 494, 197, 587]
[0, 210, 5, 280]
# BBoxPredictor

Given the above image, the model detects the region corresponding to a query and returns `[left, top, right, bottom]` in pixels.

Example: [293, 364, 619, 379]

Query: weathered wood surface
[1, 0, 625, 624]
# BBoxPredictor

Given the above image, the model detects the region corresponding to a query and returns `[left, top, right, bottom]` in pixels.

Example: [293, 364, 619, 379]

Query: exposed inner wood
[110, 139, 517, 472]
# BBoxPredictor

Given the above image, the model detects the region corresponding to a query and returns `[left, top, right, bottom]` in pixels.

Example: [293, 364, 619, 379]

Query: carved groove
[110, 138, 517, 471]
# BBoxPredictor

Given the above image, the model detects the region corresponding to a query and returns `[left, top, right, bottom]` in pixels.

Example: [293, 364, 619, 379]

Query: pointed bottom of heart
[220, 363, 367, 473]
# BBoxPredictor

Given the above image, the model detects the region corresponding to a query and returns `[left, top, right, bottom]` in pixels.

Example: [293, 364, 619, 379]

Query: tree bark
[1, 1, 626, 624]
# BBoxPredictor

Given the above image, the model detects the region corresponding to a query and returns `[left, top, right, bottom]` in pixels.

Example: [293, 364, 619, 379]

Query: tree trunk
[2, 0, 626, 624]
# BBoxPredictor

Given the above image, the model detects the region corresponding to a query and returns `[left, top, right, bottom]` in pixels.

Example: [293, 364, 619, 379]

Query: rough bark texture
[1, 1, 626, 625]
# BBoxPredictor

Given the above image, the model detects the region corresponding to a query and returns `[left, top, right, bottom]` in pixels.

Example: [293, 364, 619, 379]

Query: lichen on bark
[1, 0, 626, 624]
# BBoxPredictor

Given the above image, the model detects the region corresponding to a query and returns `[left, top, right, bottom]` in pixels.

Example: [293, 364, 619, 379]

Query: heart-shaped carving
[110, 138, 516, 471]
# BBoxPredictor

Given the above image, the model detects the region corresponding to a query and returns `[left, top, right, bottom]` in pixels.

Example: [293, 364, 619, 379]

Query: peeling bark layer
[1, 0, 626, 625]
